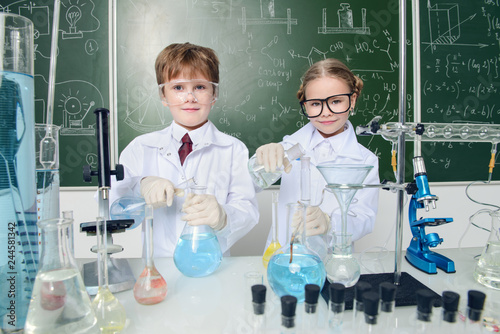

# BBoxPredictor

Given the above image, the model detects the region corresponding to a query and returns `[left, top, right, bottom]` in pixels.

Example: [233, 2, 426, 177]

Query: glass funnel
[91, 217, 127, 333]
[267, 203, 326, 303]
[134, 205, 168, 304]
[25, 218, 98, 334]
[173, 185, 223, 277]
[263, 191, 281, 268]
[473, 209, 500, 290]
[316, 164, 373, 287]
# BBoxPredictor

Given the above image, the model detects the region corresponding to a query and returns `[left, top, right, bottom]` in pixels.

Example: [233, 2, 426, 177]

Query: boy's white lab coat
[110, 121, 259, 257]
[269, 121, 379, 250]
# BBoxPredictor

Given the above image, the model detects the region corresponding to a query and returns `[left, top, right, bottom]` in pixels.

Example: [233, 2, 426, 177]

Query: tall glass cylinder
[24, 218, 98, 333]
[0, 13, 37, 332]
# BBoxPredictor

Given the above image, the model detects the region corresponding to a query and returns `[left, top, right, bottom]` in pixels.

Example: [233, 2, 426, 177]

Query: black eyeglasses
[300, 93, 353, 118]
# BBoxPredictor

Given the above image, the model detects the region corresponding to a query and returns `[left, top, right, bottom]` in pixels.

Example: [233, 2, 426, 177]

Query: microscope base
[405, 247, 456, 274]
[83, 256, 136, 295]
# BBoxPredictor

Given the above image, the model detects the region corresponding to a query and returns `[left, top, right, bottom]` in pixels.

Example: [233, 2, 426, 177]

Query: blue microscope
[405, 156, 455, 274]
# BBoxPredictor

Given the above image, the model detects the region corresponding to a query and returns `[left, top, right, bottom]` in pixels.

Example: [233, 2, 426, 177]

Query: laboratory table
[79, 247, 500, 333]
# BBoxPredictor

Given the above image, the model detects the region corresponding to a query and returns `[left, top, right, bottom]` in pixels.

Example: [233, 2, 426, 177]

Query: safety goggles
[158, 79, 218, 106]
[300, 93, 353, 118]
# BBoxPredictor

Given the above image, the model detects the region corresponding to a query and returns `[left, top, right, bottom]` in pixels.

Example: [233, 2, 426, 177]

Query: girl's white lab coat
[270, 121, 379, 250]
[110, 121, 259, 257]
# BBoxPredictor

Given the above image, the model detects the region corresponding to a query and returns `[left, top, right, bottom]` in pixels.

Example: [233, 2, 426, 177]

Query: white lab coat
[110, 121, 259, 257]
[267, 121, 379, 251]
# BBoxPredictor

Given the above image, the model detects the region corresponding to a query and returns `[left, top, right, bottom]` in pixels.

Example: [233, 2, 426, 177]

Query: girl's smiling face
[304, 76, 356, 138]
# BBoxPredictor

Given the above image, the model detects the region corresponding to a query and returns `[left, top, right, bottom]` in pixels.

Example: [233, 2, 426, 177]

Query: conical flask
[263, 191, 281, 268]
[473, 209, 500, 290]
[134, 205, 167, 304]
[174, 185, 223, 277]
[316, 164, 373, 287]
[91, 217, 127, 333]
[25, 218, 98, 334]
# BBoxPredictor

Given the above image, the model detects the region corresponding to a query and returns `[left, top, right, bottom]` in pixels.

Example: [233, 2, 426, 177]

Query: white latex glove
[181, 193, 227, 231]
[292, 206, 330, 237]
[256, 143, 292, 173]
[140, 176, 175, 208]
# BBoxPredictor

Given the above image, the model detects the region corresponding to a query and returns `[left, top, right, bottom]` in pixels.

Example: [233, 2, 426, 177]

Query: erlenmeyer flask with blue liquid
[174, 185, 223, 277]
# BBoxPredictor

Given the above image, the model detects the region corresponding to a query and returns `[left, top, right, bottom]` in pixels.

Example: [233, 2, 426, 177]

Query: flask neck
[38, 218, 76, 271]
[332, 233, 353, 256]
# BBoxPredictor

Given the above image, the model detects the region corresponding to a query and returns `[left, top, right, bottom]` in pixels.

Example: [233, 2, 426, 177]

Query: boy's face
[304, 76, 355, 138]
[161, 73, 216, 131]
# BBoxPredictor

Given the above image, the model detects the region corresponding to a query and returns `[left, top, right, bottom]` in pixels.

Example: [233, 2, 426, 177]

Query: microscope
[80, 107, 135, 294]
[405, 156, 455, 274]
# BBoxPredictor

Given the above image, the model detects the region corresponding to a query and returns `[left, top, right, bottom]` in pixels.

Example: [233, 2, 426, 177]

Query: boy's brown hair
[155, 42, 220, 85]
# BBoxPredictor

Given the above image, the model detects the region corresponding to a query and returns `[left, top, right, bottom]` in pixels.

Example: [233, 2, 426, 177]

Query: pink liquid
[133, 266, 167, 305]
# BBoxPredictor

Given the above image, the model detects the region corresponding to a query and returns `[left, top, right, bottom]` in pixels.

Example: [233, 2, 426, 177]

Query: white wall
[62, 182, 498, 259]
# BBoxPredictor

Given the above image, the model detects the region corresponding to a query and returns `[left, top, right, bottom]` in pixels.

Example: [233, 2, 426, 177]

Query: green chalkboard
[116, 0, 404, 182]
[1, 0, 109, 187]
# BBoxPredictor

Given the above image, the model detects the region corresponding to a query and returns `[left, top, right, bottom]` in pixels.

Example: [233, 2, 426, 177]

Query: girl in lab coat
[256, 58, 379, 253]
[110, 43, 259, 257]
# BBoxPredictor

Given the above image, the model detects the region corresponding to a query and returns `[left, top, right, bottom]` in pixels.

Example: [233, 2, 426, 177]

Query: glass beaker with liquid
[473, 209, 500, 290]
[248, 143, 305, 188]
[134, 204, 167, 304]
[267, 203, 326, 303]
[174, 185, 223, 277]
[24, 218, 98, 334]
[0, 13, 38, 332]
[36, 124, 60, 222]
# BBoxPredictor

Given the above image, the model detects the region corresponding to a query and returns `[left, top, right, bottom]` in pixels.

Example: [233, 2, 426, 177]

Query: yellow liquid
[262, 241, 282, 268]
[91, 287, 126, 334]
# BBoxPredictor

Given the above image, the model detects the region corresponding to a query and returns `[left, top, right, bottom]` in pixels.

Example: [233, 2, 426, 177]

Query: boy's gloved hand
[292, 206, 330, 236]
[256, 143, 292, 173]
[140, 176, 175, 208]
[182, 193, 227, 231]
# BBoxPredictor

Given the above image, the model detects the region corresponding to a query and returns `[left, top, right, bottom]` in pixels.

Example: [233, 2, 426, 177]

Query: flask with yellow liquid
[263, 191, 281, 268]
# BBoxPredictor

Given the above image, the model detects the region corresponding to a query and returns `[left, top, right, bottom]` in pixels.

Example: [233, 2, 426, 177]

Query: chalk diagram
[423, 1, 487, 53]
[238, 0, 297, 34]
[318, 3, 370, 35]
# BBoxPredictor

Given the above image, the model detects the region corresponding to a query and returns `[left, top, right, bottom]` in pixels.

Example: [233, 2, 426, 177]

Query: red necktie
[178, 133, 192, 165]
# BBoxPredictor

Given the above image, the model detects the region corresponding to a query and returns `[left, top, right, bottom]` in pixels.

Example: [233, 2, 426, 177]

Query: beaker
[473, 209, 500, 290]
[263, 191, 281, 268]
[0, 13, 38, 332]
[35, 124, 60, 223]
[134, 205, 168, 304]
[91, 217, 127, 332]
[173, 185, 223, 277]
[24, 218, 98, 334]
[324, 233, 360, 287]
[267, 203, 326, 303]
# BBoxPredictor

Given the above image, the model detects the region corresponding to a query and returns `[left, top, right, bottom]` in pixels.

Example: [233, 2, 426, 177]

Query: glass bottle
[280, 295, 297, 334]
[248, 143, 305, 188]
[359, 291, 380, 334]
[378, 282, 397, 333]
[174, 185, 223, 277]
[267, 202, 326, 303]
[25, 217, 98, 334]
[413, 289, 435, 334]
[473, 210, 500, 290]
[302, 284, 320, 333]
[439, 291, 460, 331]
[464, 290, 486, 333]
[328, 282, 346, 331]
[133, 204, 167, 305]
[250, 284, 267, 333]
[352, 281, 372, 333]
[263, 191, 281, 268]
[91, 217, 127, 333]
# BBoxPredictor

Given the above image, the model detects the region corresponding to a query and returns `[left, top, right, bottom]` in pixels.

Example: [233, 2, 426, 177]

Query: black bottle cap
[362, 291, 379, 316]
[467, 290, 486, 310]
[379, 282, 397, 302]
[354, 281, 372, 302]
[281, 295, 298, 317]
[329, 283, 346, 304]
[305, 284, 320, 304]
[442, 291, 460, 312]
[416, 289, 435, 314]
[251, 284, 266, 304]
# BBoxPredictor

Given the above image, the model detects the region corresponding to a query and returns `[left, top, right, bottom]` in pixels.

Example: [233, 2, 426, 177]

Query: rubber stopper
[281, 295, 298, 317]
[354, 281, 372, 302]
[305, 284, 320, 304]
[329, 283, 346, 304]
[379, 282, 397, 302]
[416, 289, 435, 313]
[442, 291, 460, 312]
[467, 290, 486, 310]
[251, 284, 267, 304]
[362, 291, 379, 316]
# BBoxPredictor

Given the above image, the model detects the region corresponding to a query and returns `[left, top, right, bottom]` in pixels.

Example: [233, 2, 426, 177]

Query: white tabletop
[85, 247, 500, 333]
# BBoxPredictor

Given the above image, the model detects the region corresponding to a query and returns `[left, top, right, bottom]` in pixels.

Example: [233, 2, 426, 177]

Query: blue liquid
[267, 247, 326, 302]
[173, 233, 222, 277]
[110, 196, 145, 229]
[0, 71, 37, 330]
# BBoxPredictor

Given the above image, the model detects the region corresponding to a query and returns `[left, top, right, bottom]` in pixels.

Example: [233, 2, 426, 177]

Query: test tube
[302, 284, 320, 333]
[328, 283, 346, 330]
